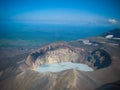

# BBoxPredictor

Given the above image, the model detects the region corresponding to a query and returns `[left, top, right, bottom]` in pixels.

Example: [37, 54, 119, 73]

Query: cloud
[108, 19, 118, 24]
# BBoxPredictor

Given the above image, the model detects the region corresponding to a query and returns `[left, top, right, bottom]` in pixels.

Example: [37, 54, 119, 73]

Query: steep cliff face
[35, 48, 79, 65]
[20, 41, 86, 70]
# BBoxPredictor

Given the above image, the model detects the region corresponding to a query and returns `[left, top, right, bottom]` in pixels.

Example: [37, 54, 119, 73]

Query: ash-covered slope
[0, 29, 120, 90]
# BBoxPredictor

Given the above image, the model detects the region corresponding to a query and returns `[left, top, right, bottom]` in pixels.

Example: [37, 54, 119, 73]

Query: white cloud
[108, 19, 118, 24]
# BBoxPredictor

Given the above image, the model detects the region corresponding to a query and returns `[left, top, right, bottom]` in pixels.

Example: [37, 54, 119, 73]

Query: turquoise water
[36, 62, 93, 72]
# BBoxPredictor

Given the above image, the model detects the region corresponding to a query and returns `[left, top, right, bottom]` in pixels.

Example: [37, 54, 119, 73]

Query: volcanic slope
[0, 29, 120, 90]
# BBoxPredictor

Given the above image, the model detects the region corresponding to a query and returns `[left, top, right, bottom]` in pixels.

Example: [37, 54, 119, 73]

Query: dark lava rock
[87, 49, 112, 69]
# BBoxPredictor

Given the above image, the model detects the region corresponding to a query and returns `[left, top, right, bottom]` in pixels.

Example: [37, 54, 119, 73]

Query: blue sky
[0, 0, 120, 27]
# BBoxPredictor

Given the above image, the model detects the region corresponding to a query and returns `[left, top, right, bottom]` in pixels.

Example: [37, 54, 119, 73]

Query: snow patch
[105, 35, 114, 39]
[82, 40, 92, 45]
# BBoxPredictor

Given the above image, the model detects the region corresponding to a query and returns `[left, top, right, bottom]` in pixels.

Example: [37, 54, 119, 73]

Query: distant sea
[0, 24, 114, 48]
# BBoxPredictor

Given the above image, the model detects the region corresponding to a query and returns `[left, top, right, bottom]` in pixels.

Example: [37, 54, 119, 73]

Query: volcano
[0, 29, 120, 90]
